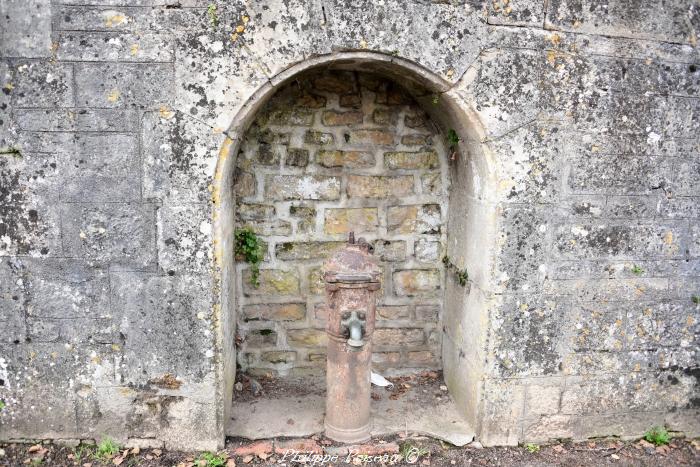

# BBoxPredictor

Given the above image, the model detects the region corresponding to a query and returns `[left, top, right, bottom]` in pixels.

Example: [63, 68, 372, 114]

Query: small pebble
[0, 448, 5, 457]
[440, 385, 448, 391]
[235, 382, 243, 391]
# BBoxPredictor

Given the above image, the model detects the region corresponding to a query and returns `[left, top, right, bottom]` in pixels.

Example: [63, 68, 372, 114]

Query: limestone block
[56, 32, 173, 62]
[347, 175, 414, 198]
[316, 150, 375, 168]
[61, 203, 157, 269]
[373, 328, 424, 347]
[387, 204, 441, 234]
[287, 329, 327, 348]
[243, 269, 300, 296]
[74, 63, 174, 108]
[0, 0, 52, 58]
[376, 306, 409, 321]
[265, 175, 340, 200]
[4, 61, 74, 108]
[393, 269, 441, 297]
[322, 110, 363, 126]
[243, 303, 305, 322]
[323, 208, 378, 235]
[545, 0, 698, 44]
[384, 151, 439, 170]
[110, 272, 213, 383]
[372, 240, 406, 262]
[275, 241, 344, 261]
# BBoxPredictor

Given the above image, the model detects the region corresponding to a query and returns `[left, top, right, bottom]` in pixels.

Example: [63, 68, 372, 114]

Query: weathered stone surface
[243, 303, 305, 322]
[110, 272, 212, 383]
[322, 110, 363, 126]
[384, 151, 439, 170]
[4, 61, 74, 108]
[56, 32, 173, 62]
[265, 175, 341, 200]
[287, 328, 327, 348]
[376, 306, 409, 320]
[545, 0, 698, 44]
[387, 204, 442, 234]
[373, 240, 406, 262]
[61, 203, 157, 269]
[373, 328, 424, 347]
[243, 269, 299, 296]
[275, 242, 344, 261]
[346, 175, 414, 198]
[0, 0, 52, 57]
[74, 63, 174, 108]
[316, 150, 375, 168]
[323, 208, 378, 235]
[393, 269, 441, 297]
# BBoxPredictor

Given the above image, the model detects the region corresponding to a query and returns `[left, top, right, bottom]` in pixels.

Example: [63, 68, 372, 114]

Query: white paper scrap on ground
[370, 371, 394, 389]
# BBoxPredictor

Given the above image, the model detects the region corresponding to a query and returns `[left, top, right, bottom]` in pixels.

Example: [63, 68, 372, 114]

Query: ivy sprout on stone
[207, 3, 219, 28]
[235, 227, 264, 287]
[442, 255, 469, 286]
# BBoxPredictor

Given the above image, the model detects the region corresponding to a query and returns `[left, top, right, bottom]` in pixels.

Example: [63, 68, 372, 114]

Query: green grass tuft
[644, 426, 670, 446]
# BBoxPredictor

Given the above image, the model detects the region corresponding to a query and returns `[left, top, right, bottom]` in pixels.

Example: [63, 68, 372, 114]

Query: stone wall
[234, 71, 448, 376]
[0, 0, 698, 451]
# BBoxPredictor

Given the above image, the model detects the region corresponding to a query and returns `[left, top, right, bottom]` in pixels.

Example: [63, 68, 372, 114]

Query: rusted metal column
[322, 233, 381, 443]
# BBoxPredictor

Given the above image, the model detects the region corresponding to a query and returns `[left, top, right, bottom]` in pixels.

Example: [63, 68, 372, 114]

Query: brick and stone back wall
[233, 71, 449, 376]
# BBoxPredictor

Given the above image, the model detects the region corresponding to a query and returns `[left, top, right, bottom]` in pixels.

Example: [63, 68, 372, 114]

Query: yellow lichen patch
[549, 33, 561, 47]
[104, 13, 129, 28]
[159, 105, 175, 119]
[546, 50, 557, 66]
[111, 344, 121, 351]
[663, 231, 673, 245]
[130, 43, 140, 56]
[149, 373, 182, 390]
[107, 89, 120, 103]
[591, 144, 600, 152]
[687, 316, 696, 326]
[236, 24, 245, 33]
[359, 38, 368, 49]
[118, 387, 135, 397]
[2, 83, 14, 93]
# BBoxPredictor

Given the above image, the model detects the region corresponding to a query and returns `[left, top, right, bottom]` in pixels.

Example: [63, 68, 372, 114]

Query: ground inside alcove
[227, 371, 474, 446]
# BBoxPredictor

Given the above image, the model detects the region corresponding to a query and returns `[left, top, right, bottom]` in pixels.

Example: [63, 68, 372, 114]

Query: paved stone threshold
[227, 375, 474, 446]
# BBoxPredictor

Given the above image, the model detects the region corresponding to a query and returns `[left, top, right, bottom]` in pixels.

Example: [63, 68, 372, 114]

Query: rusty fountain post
[322, 232, 381, 443]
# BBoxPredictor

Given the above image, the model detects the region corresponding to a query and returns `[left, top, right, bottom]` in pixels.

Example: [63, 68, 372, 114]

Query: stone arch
[211, 52, 499, 441]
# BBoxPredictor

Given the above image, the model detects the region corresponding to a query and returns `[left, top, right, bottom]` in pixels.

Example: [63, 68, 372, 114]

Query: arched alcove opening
[212, 53, 498, 442]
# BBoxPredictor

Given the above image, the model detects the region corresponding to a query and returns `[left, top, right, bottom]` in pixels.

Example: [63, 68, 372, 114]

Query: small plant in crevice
[446, 128, 460, 160]
[0, 400, 5, 411]
[630, 264, 644, 275]
[443, 255, 469, 286]
[207, 3, 219, 28]
[399, 442, 429, 463]
[0, 146, 22, 157]
[235, 227, 264, 287]
[644, 425, 670, 446]
[197, 451, 227, 467]
[525, 443, 540, 453]
[431, 94, 440, 105]
[692, 295, 700, 305]
[93, 437, 120, 462]
[71, 445, 92, 465]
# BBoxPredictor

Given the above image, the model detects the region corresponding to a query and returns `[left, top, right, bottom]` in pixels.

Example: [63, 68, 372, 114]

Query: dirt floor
[1, 435, 699, 466]
[2, 373, 698, 466]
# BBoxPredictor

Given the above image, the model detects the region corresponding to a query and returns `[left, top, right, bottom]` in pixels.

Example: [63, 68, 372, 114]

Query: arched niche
[211, 52, 498, 440]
